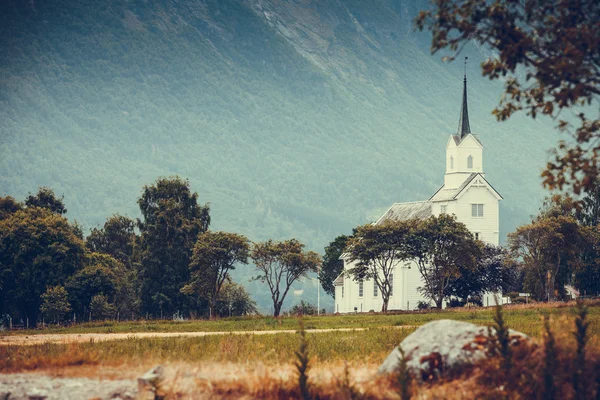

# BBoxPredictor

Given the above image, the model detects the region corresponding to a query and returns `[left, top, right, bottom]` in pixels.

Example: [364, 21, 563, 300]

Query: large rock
[379, 320, 529, 380]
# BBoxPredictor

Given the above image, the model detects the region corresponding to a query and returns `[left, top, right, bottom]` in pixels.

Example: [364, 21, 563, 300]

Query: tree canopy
[346, 220, 414, 312]
[183, 231, 250, 318]
[319, 234, 351, 298]
[136, 176, 211, 317]
[251, 239, 320, 317]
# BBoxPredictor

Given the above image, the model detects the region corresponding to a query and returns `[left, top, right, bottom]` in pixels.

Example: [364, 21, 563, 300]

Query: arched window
[467, 155, 473, 169]
[450, 155, 454, 169]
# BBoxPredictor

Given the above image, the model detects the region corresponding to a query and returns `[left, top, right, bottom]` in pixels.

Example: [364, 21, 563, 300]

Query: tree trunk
[273, 303, 281, 317]
[381, 294, 389, 312]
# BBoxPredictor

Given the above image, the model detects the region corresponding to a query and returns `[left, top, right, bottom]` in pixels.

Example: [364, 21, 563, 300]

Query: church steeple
[457, 57, 471, 138]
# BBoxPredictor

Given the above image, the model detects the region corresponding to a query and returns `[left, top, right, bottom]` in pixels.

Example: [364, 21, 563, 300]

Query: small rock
[378, 319, 529, 380]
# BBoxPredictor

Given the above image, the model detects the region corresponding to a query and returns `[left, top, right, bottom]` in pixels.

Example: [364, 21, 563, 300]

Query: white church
[334, 73, 503, 313]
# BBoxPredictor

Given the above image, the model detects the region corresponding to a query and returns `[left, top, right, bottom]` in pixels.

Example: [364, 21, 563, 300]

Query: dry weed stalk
[296, 318, 312, 400]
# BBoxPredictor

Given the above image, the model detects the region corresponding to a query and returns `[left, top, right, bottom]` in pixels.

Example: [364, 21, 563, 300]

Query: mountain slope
[0, 0, 558, 312]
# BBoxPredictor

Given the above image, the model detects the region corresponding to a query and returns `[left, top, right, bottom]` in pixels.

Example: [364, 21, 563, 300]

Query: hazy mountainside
[0, 0, 558, 312]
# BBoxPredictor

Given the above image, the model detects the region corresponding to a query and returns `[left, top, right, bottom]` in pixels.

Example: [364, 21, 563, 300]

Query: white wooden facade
[334, 77, 503, 313]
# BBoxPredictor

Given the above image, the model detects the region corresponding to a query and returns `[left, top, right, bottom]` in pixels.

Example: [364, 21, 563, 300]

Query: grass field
[2, 302, 600, 399]
[4, 301, 600, 337]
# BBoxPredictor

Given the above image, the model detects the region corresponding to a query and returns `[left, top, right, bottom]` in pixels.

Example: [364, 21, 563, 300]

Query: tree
[508, 214, 590, 301]
[136, 176, 210, 317]
[251, 239, 321, 317]
[346, 220, 414, 312]
[40, 285, 72, 324]
[0, 196, 22, 220]
[214, 281, 258, 317]
[89, 294, 115, 321]
[66, 252, 137, 320]
[182, 231, 250, 319]
[319, 234, 351, 297]
[25, 187, 67, 214]
[410, 214, 481, 309]
[416, 0, 600, 196]
[86, 215, 137, 268]
[0, 207, 85, 325]
[446, 244, 517, 303]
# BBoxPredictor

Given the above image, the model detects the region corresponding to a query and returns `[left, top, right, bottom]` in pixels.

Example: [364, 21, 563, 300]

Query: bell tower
[444, 57, 484, 189]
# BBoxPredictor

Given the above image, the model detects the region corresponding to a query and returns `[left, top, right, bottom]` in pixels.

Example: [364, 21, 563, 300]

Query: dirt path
[0, 326, 416, 346]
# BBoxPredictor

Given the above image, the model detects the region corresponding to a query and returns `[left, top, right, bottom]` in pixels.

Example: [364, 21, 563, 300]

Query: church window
[358, 281, 364, 297]
[389, 274, 393, 296]
[373, 280, 378, 297]
[471, 204, 484, 218]
[450, 156, 454, 169]
[475, 232, 480, 240]
[467, 155, 473, 169]
[440, 205, 447, 214]
[342, 286, 344, 298]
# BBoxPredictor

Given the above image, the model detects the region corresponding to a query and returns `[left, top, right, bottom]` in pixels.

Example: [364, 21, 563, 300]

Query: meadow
[2, 302, 600, 399]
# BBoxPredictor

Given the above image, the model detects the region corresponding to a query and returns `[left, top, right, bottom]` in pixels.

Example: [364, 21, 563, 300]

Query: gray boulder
[379, 319, 529, 379]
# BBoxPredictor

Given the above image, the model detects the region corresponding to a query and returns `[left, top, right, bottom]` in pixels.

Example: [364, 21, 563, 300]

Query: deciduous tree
[346, 220, 414, 312]
[0, 207, 85, 325]
[416, 0, 600, 196]
[508, 214, 590, 301]
[136, 176, 210, 317]
[251, 239, 320, 317]
[86, 215, 137, 268]
[410, 214, 481, 309]
[40, 285, 72, 324]
[319, 234, 351, 297]
[182, 231, 249, 319]
[25, 187, 67, 214]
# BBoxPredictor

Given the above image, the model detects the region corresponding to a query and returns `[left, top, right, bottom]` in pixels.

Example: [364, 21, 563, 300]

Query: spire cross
[464, 56, 468, 78]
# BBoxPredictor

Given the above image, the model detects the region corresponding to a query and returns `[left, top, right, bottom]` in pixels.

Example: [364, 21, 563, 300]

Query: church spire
[457, 56, 471, 138]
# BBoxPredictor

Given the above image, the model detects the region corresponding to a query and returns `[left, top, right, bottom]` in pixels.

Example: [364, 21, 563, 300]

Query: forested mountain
[0, 0, 558, 312]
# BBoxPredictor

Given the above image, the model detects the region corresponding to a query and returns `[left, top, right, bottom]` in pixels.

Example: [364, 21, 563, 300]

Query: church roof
[333, 273, 344, 286]
[429, 173, 478, 202]
[429, 173, 503, 202]
[375, 201, 433, 224]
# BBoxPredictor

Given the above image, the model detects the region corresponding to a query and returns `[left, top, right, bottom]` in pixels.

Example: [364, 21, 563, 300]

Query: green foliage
[396, 346, 411, 400]
[89, 294, 115, 321]
[0, 196, 22, 221]
[319, 234, 351, 298]
[40, 285, 72, 324]
[184, 231, 249, 318]
[446, 244, 516, 302]
[251, 239, 321, 317]
[491, 302, 511, 374]
[290, 300, 318, 316]
[66, 252, 136, 320]
[214, 281, 257, 317]
[25, 187, 67, 215]
[137, 176, 210, 317]
[411, 214, 481, 309]
[509, 209, 591, 301]
[0, 207, 85, 324]
[86, 215, 136, 268]
[347, 220, 414, 312]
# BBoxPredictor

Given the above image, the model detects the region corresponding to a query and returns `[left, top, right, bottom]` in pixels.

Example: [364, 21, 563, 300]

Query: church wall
[454, 185, 500, 246]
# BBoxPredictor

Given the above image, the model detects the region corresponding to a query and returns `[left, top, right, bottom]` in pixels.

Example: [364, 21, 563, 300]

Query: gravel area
[0, 373, 136, 400]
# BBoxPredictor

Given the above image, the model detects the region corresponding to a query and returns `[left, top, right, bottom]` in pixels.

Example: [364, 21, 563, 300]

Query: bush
[290, 301, 318, 316]
[416, 301, 431, 310]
